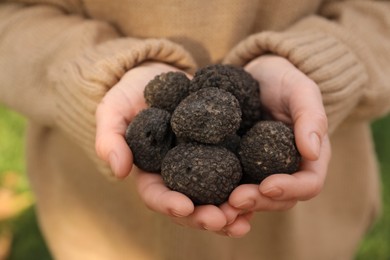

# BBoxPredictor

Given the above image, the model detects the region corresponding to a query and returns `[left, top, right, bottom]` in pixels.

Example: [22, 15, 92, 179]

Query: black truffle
[161, 143, 242, 205]
[238, 121, 301, 184]
[144, 71, 191, 112]
[125, 108, 174, 172]
[217, 134, 241, 155]
[171, 87, 242, 144]
[190, 64, 262, 134]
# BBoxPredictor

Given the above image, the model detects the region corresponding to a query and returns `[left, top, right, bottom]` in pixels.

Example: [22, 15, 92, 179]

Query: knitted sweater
[0, 0, 389, 259]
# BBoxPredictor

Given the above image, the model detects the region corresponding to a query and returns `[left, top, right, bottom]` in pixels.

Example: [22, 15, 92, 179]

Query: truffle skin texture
[125, 108, 174, 173]
[238, 121, 301, 184]
[171, 87, 242, 144]
[161, 143, 242, 205]
[144, 71, 191, 112]
[190, 64, 262, 134]
[217, 134, 241, 155]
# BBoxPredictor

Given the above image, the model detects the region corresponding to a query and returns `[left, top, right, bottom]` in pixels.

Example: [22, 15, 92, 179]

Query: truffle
[171, 87, 242, 144]
[217, 134, 241, 155]
[161, 143, 242, 205]
[125, 108, 174, 172]
[190, 64, 262, 134]
[238, 121, 301, 184]
[144, 71, 191, 112]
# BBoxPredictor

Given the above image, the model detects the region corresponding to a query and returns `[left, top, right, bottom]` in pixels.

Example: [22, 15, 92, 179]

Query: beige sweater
[1, 0, 390, 259]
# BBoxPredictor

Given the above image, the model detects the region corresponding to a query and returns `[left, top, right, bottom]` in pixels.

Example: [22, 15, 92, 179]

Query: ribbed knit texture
[225, 11, 390, 132]
[0, 3, 197, 178]
[2, 2, 389, 177]
[224, 30, 367, 134]
[13, 0, 85, 14]
[1, 1, 390, 259]
[51, 39, 197, 177]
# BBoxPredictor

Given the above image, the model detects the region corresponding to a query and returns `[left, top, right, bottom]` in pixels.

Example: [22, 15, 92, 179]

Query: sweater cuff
[50, 38, 197, 178]
[224, 18, 368, 134]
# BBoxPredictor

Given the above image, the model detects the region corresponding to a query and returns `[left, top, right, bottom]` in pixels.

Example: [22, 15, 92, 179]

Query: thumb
[95, 99, 134, 179]
[95, 62, 189, 178]
[288, 80, 328, 161]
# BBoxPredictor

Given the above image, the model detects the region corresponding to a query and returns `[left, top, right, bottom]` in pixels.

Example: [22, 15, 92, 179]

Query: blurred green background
[0, 104, 389, 259]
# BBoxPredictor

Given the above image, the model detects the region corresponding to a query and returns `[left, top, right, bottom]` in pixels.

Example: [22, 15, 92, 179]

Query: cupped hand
[221, 55, 331, 234]
[134, 168, 252, 236]
[95, 62, 244, 236]
[94, 57, 331, 238]
[95, 62, 179, 179]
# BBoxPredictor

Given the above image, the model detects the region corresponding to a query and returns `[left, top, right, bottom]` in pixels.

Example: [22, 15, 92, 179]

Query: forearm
[224, 0, 390, 133]
[320, 0, 390, 122]
[0, 2, 196, 177]
[0, 3, 120, 124]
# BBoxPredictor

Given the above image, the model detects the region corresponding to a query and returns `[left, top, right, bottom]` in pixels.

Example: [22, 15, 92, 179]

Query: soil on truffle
[189, 64, 262, 134]
[161, 143, 242, 205]
[125, 108, 174, 173]
[238, 121, 301, 184]
[171, 87, 242, 144]
[144, 71, 191, 113]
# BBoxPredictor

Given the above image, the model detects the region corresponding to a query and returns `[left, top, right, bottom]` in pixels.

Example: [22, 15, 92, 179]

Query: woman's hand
[94, 57, 331, 238]
[94, 62, 237, 235]
[95, 62, 178, 179]
[221, 55, 331, 235]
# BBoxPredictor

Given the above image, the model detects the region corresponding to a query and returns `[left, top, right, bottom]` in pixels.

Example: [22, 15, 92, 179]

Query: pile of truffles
[125, 64, 301, 205]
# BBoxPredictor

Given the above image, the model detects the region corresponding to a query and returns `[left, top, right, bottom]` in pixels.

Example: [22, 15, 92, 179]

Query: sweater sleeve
[0, 2, 197, 178]
[224, 0, 390, 134]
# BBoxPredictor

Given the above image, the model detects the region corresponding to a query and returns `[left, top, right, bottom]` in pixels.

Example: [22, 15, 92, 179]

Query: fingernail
[236, 200, 255, 209]
[261, 186, 283, 198]
[109, 152, 119, 177]
[310, 132, 321, 158]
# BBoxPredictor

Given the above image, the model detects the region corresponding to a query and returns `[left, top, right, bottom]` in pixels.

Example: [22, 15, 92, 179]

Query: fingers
[217, 212, 253, 238]
[136, 169, 231, 232]
[217, 203, 253, 237]
[136, 176, 251, 236]
[95, 88, 144, 178]
[246, 55, 328, 161]
[224, 138, 330, 237]
[229, 184, 298, 211]
[95, 62, 185, 178]
[229, 135, 330, 208]
[95, 99, 131, 178]
[172, 205, 228, 231]
[291, 92, 328, 161]
[259, 135, 331, 201]
[135, 169, 194, 217]
[281, 71, 328, 161]
[219, 202, 243, 225]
